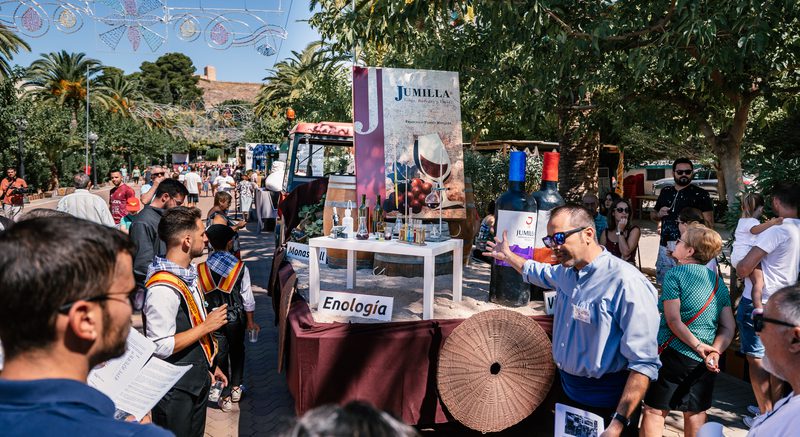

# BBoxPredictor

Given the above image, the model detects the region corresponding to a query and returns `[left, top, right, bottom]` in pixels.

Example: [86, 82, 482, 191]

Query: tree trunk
[557, 107, 600, 202]
[710, 135, 743, 207]
[695, 98, 750, 210]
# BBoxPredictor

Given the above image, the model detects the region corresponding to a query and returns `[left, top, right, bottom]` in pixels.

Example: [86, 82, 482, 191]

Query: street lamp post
[88, 132, 99, 188]
[14, 118, 28, 181]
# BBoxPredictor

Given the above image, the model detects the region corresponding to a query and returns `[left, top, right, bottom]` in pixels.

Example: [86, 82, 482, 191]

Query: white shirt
[732, 217, 761, 266]
[214, 175, 235, 192]
[742, 218, 800, 302]
[748, 393, 800, 437]
[240, 267, 255, 312]
[184, 172, 202, 194]
[56, 189, 115, 227]
[144, 281, 207, 359]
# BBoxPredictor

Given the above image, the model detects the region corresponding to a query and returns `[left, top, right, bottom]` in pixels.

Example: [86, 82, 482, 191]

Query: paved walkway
[22, 190, 755, 436]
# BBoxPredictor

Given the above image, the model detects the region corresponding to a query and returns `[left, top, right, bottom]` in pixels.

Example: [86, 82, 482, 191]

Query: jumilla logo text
[395, 85, 452, 101]
[322, 296, 389, 317]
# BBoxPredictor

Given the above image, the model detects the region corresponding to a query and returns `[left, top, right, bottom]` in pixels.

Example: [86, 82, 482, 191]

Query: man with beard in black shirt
[652, 158, 714, 284]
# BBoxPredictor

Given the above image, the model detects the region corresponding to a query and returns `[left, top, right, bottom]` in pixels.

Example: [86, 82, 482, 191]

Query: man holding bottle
[485, 204, 660, 437]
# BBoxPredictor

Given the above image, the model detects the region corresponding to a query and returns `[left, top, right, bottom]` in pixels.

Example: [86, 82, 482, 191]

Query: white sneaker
[231, 386, 243, 403]
[747, 405, 761, 416]
[219, 396, 233, 412]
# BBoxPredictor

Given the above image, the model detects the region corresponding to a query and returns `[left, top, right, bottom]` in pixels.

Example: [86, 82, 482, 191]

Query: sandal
[231, 386, 243, 402]
[219, 396, 233, 412]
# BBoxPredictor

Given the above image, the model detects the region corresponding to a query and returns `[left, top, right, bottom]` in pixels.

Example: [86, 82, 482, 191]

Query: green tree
[138, 53, 203, 107]
[23, 50, 103, 131]
[0, 24, 29, 79]
[310, 1, 800, 205]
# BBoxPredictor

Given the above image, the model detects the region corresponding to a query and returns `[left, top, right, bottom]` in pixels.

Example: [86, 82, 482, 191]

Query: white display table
[307, 237, 464, 320]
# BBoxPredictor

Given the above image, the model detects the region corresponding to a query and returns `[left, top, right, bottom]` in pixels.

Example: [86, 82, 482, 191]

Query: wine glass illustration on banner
[413, 133, 461, 209]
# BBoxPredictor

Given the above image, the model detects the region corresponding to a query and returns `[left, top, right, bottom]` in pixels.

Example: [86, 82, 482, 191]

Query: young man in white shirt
[213, 169, 235, 193]
[144, 207, 228, 437]
[183, 165, 202, 208]
[737, 182, 800, 421]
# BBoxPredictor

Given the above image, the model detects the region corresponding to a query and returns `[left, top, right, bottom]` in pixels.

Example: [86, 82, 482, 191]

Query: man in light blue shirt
[486, 204, 660, 437]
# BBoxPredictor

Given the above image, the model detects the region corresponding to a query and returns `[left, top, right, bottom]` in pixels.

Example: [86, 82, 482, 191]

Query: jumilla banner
[318, 291, 394, 322]
[352, 66, 466, 219]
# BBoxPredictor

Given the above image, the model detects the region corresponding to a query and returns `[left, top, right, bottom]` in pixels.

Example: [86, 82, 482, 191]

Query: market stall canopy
[290, 122, 353, 138]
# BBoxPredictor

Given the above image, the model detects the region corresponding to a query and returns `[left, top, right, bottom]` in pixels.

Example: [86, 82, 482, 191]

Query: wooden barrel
[373, 252, 453, 277]
[322, 176, 373, 269]
[445, 177, 477, 264]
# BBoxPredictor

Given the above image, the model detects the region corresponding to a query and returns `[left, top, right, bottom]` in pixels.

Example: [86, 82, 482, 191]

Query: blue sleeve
[615, 276, 662, 380]
[521, 260, 561, 290]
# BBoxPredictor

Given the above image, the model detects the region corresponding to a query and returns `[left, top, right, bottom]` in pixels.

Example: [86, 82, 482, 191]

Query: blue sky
[8, 1, 320, 83]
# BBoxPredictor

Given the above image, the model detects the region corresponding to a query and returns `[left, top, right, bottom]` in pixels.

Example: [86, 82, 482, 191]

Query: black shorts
[644, 347, 717, 412]
[187, 193, 199, 203]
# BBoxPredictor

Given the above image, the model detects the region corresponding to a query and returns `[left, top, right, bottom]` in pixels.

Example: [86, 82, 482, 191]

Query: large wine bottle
[489, 151, 538, 307]
[530, 151, 565, 299]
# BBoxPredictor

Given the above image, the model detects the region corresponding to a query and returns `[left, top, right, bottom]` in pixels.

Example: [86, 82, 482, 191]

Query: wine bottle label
[495, 209, 537, 267]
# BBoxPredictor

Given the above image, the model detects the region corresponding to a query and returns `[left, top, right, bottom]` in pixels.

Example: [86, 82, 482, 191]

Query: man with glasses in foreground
[0, 217, 170, 436]
[746, 285, 800, 436]
[652, 158, 714, 284]
[130, 179, 189, 302]
[485, 204, 660, 437]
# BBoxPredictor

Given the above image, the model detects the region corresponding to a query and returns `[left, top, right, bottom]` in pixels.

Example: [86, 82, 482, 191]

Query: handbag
[658, 273, 721, 354]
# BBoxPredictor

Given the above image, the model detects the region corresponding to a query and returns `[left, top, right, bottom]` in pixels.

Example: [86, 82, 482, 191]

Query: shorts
[656, 245, 677, 285]
[736, 297, 765, 358]
[187, 193, 199, 203]
[644, 347, 716, 412]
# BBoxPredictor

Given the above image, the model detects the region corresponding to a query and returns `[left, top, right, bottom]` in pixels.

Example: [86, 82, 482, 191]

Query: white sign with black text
[544, 291, 557, 316]
[318, 291, 394, 322]
[286, 242, 327, 264]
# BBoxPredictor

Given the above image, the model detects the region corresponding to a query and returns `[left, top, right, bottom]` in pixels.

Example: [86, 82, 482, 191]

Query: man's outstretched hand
[483, 230, 510, 261]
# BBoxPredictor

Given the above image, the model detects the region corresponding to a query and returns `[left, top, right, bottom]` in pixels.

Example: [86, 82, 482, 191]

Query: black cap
[206, 224, 236, 250]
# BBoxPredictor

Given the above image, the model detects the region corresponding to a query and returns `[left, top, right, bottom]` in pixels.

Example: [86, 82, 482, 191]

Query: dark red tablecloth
[285, 299, 554, 425]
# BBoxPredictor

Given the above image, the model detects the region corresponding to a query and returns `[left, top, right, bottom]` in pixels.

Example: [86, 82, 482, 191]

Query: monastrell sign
[286, 242, 327, 264]
[317, 291, 394, 322]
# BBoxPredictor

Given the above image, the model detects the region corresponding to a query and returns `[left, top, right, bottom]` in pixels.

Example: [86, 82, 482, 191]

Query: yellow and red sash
[146, 271, 217, 366]
[197, 261, 244, 294]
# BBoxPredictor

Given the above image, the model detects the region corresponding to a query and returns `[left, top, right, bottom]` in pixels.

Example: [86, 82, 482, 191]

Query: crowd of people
[0, 161, 270, 436]
[0, 156, 799, 437]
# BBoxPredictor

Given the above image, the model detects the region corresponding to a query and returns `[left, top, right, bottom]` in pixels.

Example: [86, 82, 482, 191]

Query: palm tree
[0, 24, 29, 79]
[254, 41, 348, 117]
[23, 50, 103, 130]
[94, 73, 147, 118]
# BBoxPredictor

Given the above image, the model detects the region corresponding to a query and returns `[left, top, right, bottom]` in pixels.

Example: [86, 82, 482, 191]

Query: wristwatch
[611, 412, 630, 427]
[615, 231, 621, 236]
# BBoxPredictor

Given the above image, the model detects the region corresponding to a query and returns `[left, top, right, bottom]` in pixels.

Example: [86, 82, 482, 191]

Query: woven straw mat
[437, 309, 555, 433]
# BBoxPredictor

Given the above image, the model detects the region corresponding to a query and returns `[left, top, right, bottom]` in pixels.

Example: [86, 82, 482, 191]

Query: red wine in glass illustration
[413, 133, 461, 209]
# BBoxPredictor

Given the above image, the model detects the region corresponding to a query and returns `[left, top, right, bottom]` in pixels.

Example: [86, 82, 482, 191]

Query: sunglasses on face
[615, 207, 630, 213]
[542, 226, 587, 249]
[753, 312, 797, 332]
[59, 291, 134, 314]
[674, 170, 693, 176]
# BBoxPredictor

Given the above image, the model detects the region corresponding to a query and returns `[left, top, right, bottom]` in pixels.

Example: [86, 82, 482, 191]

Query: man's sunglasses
[542, 226, 586, 249]
[59, 291, 134, 314]
[674, 170, 693, 176]
[615, 207, 630, 213]
[753, 312, 798, 332]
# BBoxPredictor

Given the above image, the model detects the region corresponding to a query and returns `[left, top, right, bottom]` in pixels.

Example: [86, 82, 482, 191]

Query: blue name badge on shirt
[572, 303, 592, 324]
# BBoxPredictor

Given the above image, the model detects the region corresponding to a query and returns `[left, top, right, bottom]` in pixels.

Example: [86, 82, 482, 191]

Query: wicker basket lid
[437, 309, 555, 433]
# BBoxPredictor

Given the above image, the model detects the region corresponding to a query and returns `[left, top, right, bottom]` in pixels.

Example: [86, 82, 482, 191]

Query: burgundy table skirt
[285, 299, 554, 425]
